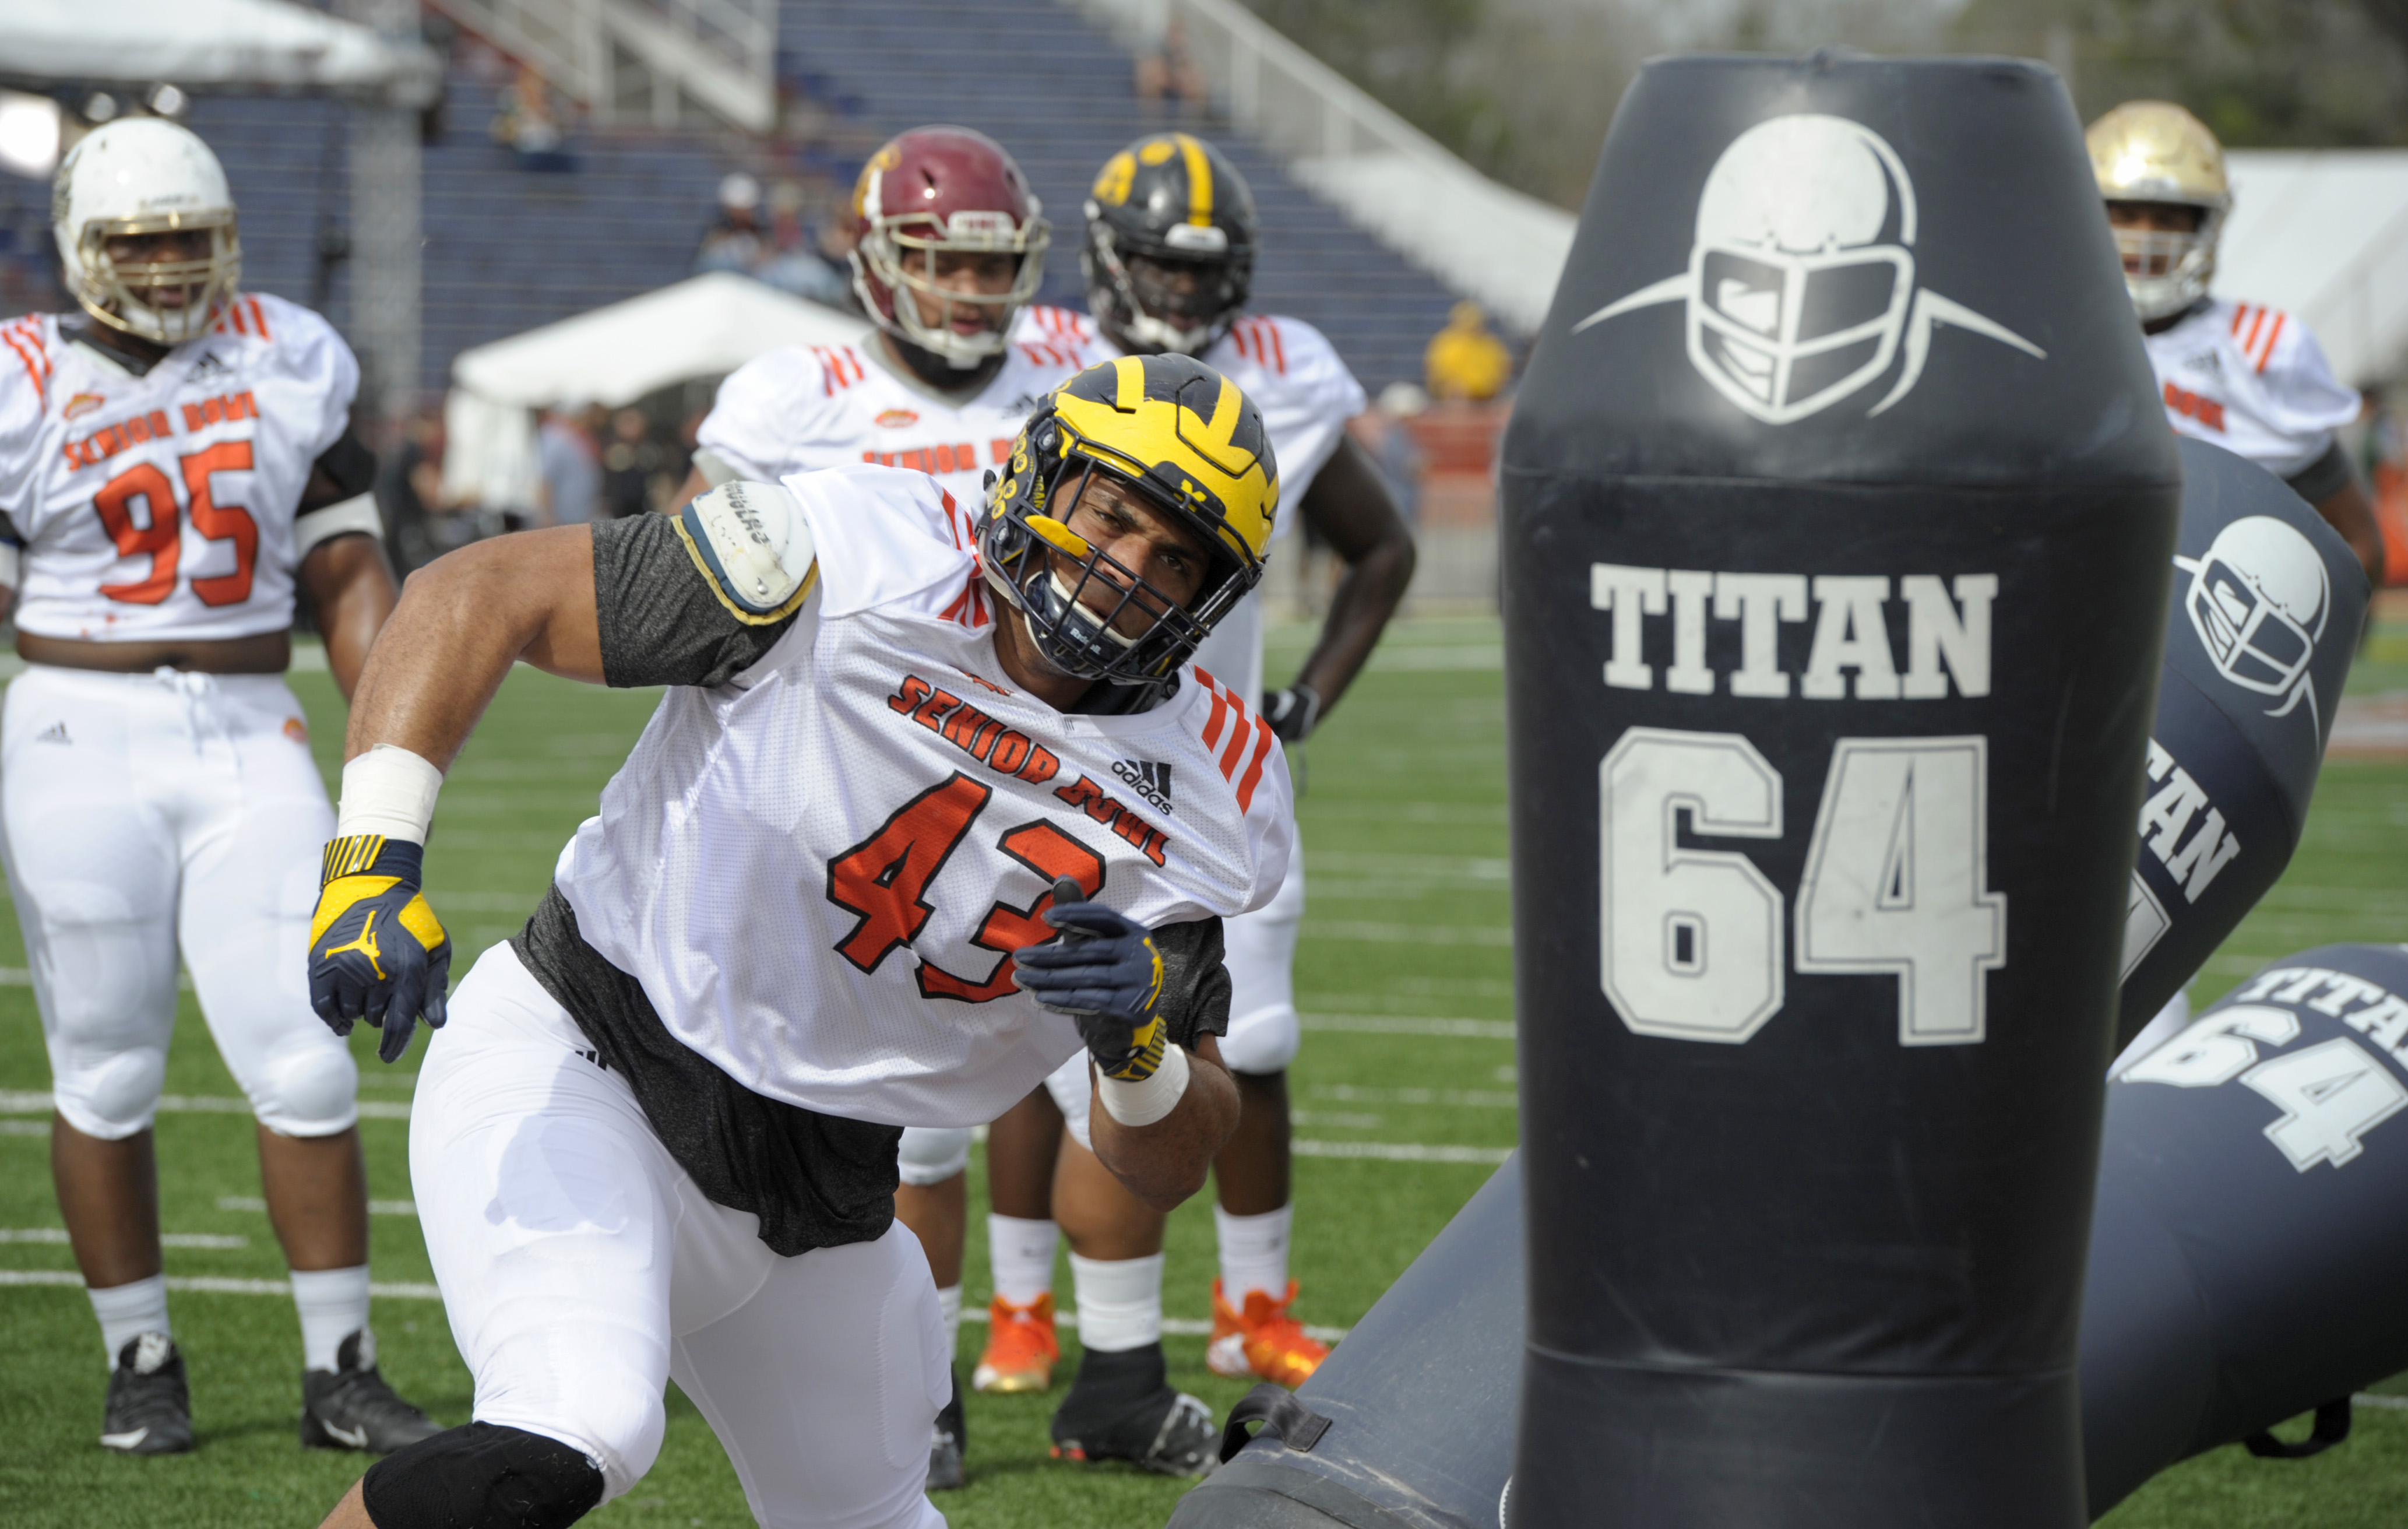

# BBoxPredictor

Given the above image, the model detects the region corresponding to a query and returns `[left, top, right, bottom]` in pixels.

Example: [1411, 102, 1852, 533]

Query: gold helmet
[980, 354, 1279, 694]
[2087, 101, 2230, 323]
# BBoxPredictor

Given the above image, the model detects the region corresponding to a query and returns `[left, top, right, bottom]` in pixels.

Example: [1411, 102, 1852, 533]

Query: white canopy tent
[0, 0, 438, 101]
[443, 272, 871, 511]
[2219, 150, 2408, 389]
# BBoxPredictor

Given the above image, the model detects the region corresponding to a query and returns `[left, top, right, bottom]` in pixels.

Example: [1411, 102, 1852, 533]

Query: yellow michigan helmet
[980, 353, 1279, 693]
[2086, 100, 2230, 322]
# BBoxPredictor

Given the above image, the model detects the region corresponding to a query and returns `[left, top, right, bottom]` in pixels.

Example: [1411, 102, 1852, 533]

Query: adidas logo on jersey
[1111, 759, 1174, 814]
[34, 721, 69, 745]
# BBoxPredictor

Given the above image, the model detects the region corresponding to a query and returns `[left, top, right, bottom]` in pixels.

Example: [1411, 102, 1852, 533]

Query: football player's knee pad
[248, 1036, 360, 1137]
[1219, 1003, 1300, 1077]
[1043, 1055, 1094, 1153]
[896, 1125, 971, 1187]
[362, 1422, 606, 1529]
[47, 1044, 167, 1140]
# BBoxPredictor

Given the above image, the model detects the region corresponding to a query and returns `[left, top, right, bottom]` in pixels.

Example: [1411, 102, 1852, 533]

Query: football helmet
[981, 354, 1277, 693]
[1083, 133, 1258, 357]
[2087, 100, 2230, 324]
[850, 126, 1049, 370]
[52, 117, 242, 345]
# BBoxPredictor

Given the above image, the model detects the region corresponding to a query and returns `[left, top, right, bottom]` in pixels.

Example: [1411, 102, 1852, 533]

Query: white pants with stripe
[0, 663, 357, 1140]
[411, 943, 950, 1525]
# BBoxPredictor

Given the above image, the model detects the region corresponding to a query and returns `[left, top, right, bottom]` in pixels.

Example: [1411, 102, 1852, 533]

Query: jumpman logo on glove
[308, 835, 451, 1064]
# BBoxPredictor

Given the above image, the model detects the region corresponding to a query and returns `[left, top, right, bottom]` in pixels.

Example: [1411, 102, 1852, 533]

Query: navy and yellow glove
[1013, 876, 1168, 1082]
[308, 835, 452, 1064]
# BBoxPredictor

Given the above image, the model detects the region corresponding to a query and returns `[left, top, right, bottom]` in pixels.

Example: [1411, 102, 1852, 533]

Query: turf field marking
[0, 1091, 411, 1120]
[219, 1196, 418, 1217]
[2357, 1393, 2408, 1410]
[1291, 1110, 1386, 1129]
[1294, 1140, 1512, 1165]
[1301, 1014, 1513, 1039]
[0, 1270, 441, 1298]
[1312, 1083, 1518, 1109]
[1304, 920, 1513, 945]
[1368, 646, 1503, 672]
[0, 1228, 247, 1248]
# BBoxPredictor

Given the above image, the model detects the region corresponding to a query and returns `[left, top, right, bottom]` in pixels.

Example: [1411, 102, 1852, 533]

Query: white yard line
[0, 1270, 441, 1299]
[1301, 1014, 1515, 1039]
[0, 1229, 246, 1249]
[219, 1196, 417, 1217]
[1294, 1140, 1511, 1165]
[1304, 922, 1513, 947]
[0, 1091, 410, 1121]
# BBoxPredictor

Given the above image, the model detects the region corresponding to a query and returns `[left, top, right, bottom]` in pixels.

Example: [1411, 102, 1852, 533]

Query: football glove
[1013, 877, 1168, 1082]
[308, 835, 451, 1064]
[1262, 683, 1320, 744]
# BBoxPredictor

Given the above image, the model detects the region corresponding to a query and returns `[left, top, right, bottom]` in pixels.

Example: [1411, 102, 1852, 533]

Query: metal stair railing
[428, 0, 777, 133]
[1058, 0, 1574, 333]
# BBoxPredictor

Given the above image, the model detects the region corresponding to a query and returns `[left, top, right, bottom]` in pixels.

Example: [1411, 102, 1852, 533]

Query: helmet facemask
[855, 207, 1050, 370]
[2108, 202, 2223, 324]
[72, 212, 241, 345]
[1082, 215, 1251, 357]
[982, 434, 1258, 694]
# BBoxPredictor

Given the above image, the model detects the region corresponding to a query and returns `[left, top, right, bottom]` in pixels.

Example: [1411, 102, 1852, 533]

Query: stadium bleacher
[0, 0, 1463, 398]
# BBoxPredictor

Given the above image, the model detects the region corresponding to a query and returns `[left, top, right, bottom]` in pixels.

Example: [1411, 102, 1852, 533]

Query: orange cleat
[973, 1292, 1059, 1394]
[1209, 1280, 1329, 1389]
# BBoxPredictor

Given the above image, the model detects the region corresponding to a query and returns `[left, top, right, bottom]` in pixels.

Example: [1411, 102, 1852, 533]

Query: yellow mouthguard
[1026, 515, 1094, 560]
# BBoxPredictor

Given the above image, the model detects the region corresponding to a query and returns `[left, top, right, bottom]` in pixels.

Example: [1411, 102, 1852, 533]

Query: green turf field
[0, 611, 2403, 1527]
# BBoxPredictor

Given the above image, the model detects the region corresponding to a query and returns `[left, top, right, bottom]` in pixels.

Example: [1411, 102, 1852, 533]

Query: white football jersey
[1018, 305, 1370, 699]
[2146, 298, 2360, 481]
[695, 330, 1101, 508]
[0, 295, 356, 642]
[555, 464, 1294, 1129]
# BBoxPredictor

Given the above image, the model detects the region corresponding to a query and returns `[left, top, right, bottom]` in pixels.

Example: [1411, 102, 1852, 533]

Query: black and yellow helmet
[980, 354, 1279, 693]
[1083, 132, 1258, 357]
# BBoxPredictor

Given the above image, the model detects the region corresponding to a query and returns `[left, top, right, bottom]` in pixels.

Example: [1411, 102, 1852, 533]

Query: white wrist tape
[1097, 1042, 1191, 1129]
[336, 745, 445, 843]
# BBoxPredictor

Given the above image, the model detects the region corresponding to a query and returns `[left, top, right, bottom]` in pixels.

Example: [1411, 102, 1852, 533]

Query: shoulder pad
[675, 481, 818, 623]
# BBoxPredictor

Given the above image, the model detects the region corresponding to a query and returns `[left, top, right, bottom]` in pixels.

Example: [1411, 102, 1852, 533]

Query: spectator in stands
[534, 400, 604, 528]
[752, 178, 853, 307]
[1136, 18, 1211, 121]
[1350, 381, 1428, 527]
[491, 65, 572, 171]
[696, 173, 772, 276]
[1425, 300, 1514, 402]
[376, 408, 453, 577]
[600, 407, 670, 519]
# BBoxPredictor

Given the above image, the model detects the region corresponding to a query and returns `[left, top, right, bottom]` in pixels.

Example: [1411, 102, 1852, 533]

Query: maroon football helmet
[850, 126, 1051, 370]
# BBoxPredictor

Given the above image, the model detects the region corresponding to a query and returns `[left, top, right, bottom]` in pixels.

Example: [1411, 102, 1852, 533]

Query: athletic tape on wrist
[336, 745, 444, 843]
[1097, 1042, 1190, 1129]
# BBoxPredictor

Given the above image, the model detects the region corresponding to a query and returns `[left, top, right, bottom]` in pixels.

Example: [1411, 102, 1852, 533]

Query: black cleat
[300, 1331, 442, 1453]
[928, 1364, 967, 1491]
[1049, 1342, 1217, 1478]
[102, 1332, 194, 1455]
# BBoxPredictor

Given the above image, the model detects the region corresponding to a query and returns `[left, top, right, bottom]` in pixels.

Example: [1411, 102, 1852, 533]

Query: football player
[305, 354, 1290, 1529]
[970, 132, 1414, 1454]
[671, 124, 1098, 1487]
[2090, 100, 2386, 585]
[0, 118, 436, 1456]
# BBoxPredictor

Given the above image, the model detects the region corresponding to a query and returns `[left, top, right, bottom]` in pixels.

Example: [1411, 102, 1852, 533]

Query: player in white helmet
[302, 354, 1289, 1528]
[669, 124, 1100, 1489]
[967, 132, 1414, 1455]
[2089, 100, 2385, 585]
[0, 116, 436, 1456]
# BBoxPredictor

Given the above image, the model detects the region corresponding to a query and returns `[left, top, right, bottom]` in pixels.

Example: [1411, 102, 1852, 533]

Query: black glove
[307, 836, 452, 1064]
[1261, 683, 1321, 743]
[1013, 877, 1168, 1082]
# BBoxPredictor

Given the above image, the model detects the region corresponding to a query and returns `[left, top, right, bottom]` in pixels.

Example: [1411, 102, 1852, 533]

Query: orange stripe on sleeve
[1, 327, 45, 399]
[1217, 700, 1253, 779]
[1199, 673, 1233, 751]
[2238, 306, 2267, 356]
[1234, 715, 1276, 813]
[2256, 313, 2286, 372]
[1268, 319, 1286, 374]
[249, 297, 270, 341]
[2229, 303, 2251, 336]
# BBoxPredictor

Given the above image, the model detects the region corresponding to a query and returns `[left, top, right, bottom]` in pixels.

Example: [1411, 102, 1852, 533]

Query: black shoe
[103, 1333, 194, 1455]
[928, 1364, 967, 1491]
[300, 1331, 442, 1453]
[1049, 1343, 1217, 1478]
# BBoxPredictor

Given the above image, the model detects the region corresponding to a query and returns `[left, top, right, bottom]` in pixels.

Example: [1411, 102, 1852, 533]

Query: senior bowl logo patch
[875, 408, 920, 429]
[284, 717, 309, 744]
[64, 392, 105, 421]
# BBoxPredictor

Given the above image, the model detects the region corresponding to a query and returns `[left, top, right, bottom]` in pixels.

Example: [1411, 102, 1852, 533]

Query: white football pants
[413, 944, 949, 1526]
[0, 665, 357, 1140]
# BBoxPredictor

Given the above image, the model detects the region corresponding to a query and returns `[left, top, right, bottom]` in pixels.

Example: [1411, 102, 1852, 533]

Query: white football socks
[1067, 1252, 1164, 1352]
[988, 1214, 1060, 1307]
[89, 1274, 170, 1370]
[1215, 1203, 1294, 1304]
[936, 1283, 963, 1360]
[291, 1265, 374, 1372]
